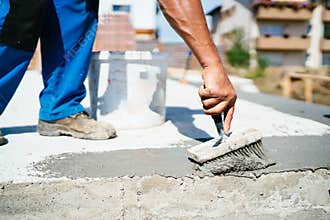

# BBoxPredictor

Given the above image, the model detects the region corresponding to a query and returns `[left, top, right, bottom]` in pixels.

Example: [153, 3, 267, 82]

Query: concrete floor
[31, 134, 330, 179]
[0, 71, 330, 218]
[1, 170, 329, 219]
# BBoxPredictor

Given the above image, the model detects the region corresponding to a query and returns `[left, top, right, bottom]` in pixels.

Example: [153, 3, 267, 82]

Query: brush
[187, 113, 275, 175]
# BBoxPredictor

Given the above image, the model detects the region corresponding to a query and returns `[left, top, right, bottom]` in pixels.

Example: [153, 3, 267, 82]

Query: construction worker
[0, 0, 236, 146]
[0, 0, 116, 145]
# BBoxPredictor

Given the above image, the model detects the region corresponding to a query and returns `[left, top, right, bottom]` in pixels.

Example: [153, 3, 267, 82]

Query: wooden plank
[313, 83, 330, 95]
[304, 78, 313, 103]
[288, 73, 330, 82]
[282, 74, 292, 98]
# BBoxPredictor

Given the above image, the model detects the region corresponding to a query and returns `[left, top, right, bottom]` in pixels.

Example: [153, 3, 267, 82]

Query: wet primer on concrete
[34, 135, 330, 179]
[253, 134, 330, 176]
[34, 147, 195, 178]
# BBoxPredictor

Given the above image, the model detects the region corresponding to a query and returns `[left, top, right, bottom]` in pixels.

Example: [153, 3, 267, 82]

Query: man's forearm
[159, 0, 236, 132]
[158, 0, 222, 70]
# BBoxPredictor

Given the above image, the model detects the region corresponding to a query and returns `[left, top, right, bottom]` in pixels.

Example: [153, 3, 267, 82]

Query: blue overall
[0, 0, 98, 121]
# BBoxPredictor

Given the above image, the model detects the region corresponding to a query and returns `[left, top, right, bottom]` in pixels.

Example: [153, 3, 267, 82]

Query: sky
[201, 0, 223, 13]
[157, 0, 222, 43]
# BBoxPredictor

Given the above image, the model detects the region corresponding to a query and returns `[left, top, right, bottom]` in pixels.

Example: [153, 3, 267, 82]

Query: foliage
[257, 56, 269, 70]
[225, 29, 250, 67]
[244, 56, 269, 79]
[244, 68, 265, 79]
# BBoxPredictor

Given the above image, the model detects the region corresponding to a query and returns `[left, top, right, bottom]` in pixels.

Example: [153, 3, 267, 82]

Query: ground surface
[0, 71, 329, 219]
[1, 170, 329, 219]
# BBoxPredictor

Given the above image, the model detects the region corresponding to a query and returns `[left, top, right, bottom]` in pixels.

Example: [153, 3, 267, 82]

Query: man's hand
[199, 65, 237, 133]
[157, 0, 237, 132]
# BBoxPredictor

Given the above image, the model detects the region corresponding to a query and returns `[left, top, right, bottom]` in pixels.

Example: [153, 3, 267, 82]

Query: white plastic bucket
[88, 51, 168, 130]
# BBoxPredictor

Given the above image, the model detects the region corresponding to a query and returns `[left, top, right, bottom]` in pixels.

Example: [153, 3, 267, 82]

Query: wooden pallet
[282, 72, 330, 102]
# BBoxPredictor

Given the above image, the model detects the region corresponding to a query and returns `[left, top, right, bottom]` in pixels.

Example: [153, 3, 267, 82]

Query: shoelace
[70, 112, 91, 119]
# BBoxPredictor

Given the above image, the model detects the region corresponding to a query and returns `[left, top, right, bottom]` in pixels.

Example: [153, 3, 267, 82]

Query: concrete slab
[254, 135, 330, 175]
[32, 135, 330, 179]
[1, 71, 330, 219]
[0, 170, 329, 219]
[0, 71, 329, 183]
[33, 148, 194, 179]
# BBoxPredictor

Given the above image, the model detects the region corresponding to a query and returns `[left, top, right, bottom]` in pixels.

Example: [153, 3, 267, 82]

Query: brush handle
[212, 113, 227, 138]
[202, 84, 228, 139]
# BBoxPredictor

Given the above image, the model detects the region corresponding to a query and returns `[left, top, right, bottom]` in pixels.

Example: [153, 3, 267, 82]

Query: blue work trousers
[0, 0, 98, 121]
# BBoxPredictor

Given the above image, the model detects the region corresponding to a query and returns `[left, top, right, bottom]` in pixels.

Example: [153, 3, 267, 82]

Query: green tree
[226, 29, 250, 67]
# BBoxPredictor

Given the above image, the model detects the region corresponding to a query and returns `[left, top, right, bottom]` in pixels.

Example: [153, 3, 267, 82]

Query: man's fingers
[224, 105, 235, 133]
[203, 102, 227, 115]
[201, 98, 220, 109]
[198, 85, 236, 131]
[198, 86, 217, 100]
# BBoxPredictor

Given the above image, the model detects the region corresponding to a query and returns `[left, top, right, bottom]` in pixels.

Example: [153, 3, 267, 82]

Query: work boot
[38, 112, 116, 140]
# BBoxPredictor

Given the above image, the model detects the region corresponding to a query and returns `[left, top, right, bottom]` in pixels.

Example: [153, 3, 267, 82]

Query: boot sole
[0, 138, 6, 146]
[0, 135, 8, 146]
[38, 121, 114, 140]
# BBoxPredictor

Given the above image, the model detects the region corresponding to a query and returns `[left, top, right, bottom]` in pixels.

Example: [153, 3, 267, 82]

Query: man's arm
[158, 0, 237, 133]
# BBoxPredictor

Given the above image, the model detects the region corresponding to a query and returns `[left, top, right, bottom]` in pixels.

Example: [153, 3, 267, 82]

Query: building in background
[29, 0, 330, 70]
[211, 0, 330, 67]
[252, 0, 315, 67]
[93, 14, 136, 51]
[99, 0, 157, 40]
[93, 0, 158, 52]
[211, 0, 255, 47]
[320, 2, 330, 65]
